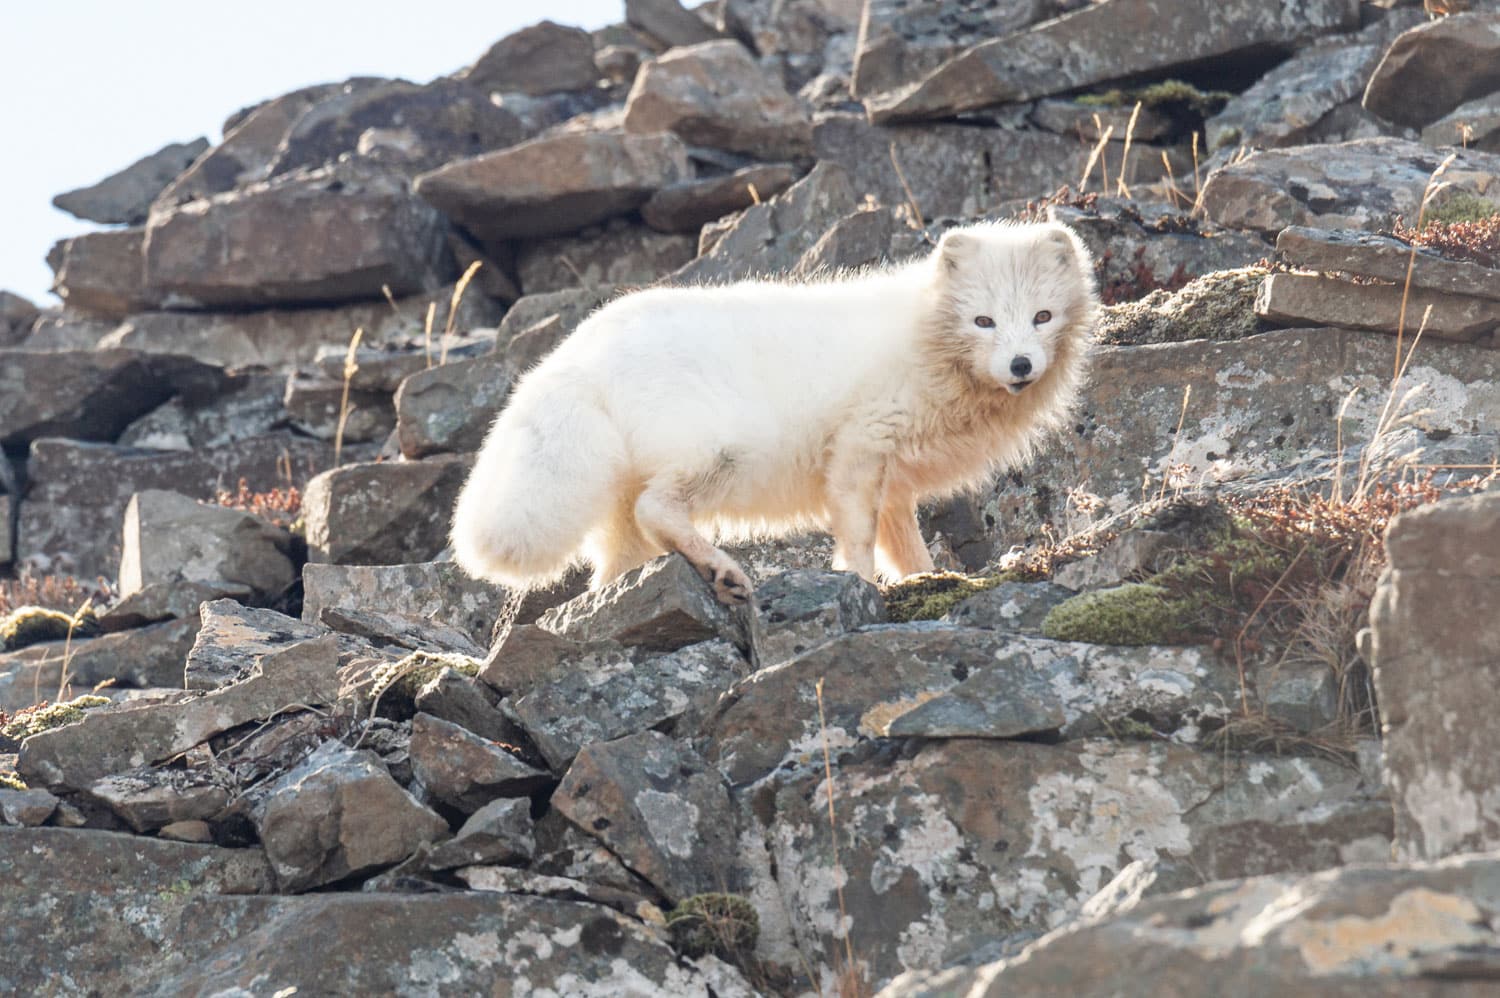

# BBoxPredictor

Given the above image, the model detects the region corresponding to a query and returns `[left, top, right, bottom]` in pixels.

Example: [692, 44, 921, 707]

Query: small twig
[1115, 101, 1142, 199]
[333, 327, 364, 469]
[1079, 119, 1115, 194]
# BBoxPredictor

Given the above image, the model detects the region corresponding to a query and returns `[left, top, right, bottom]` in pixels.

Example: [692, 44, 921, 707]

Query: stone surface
[511, 638, 748, 771]
[256, 739, 447, 891]
[1372, 492, 1500, 860]
[0, 348, 220, 448]
[144, 161, 454, 308]
[119, 490, 293, 602]
[1255, 272, 1500, 341]
[282, 373, 394, 443]
[17, 635, 340, 790]
[301, 455, 470, 565]
[1198, 138, 1500, 235]
[0, 788, 58, 826]
[1363, 11, 1500, 129]
[793, 207, 897, 276]
[1052, 530, 1182, 590]
[409, 712, 549, 813]
[424, 795, 536, 868]
[747, 569, 885, 670]
[1422, 91, 1500, 152]
[186, 600, 325, 692]
[853, 0, 1057, 101]
[49, 226, 161, 317]
[412, 667, 519, 743]
[14, 312, 114, 351]
[1, 825, 272, 894]
[392, 351, 514, 459]
[942, 581, 1076, 632]
[414, 130, 692, 244]
[880, 853, 1500, 997]
[87, 771, 231, 833]
[538, 555, 747, 652]
[460, 20, 599, 96]
[0, 617, 200, 704]
[0, 290, 38, 346]
[1276, 224, 1500, 303]
[118, 372, 287, 451]
[553, 730, 740, 902]
[53, 137, 208, 224]
[641, 163, 798, 232]
[302, 561, 505, 649]
[864, 0, 1359, 122]
[624, 40, 813, 158]
[516, 221, 696, 295]
[627, 0, 720, 48]
[1029, 97, 1174, 143]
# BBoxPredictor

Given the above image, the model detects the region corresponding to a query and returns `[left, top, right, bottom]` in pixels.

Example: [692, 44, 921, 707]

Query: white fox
[452, 220, 1098, 604]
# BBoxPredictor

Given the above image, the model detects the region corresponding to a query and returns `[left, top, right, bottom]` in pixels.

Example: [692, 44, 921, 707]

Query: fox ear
[937, 230, 974, 272]
[1043, 226, 1078, 268]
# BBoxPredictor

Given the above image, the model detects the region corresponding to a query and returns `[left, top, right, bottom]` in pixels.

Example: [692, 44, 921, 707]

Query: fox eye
[974, 315, 995, 328]
[1033, 310, 1053, 325]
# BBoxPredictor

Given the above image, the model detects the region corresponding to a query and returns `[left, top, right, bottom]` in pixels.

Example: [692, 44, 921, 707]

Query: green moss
[1041, 583, 1200, 644]
[1097, 266, 1268, 346]
[369, 650, 482, 704]
[1423, 193, 1500, 227]
[1, 695, 111, 741]
[882, 572, 1019, 623]
[0, 605, 100, 652]
[0, 771, 26, 791]
[667, 893, 759, 959]
[1108, 716, 1161, 741]
[1074, 79, 1230, 115]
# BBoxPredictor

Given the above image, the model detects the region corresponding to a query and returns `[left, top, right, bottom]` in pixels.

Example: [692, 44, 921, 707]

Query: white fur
[451, 220, 1098, 602]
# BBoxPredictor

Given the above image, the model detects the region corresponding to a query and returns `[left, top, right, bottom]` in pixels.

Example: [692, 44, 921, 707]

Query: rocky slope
[3, 1, 1500, 994]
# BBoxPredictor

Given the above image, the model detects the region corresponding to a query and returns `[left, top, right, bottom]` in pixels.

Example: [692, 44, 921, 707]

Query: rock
[1363, 11, 1500, 129]
[708, 628, 1240, 785]
[409, 713, 549, 813]
[1095, 266, 1265, 345]
[301, 455, 470, 565]
[746, 569, 884, 670]
[553, 730, 740, 902]
[480, 625, 638, 695]
[0, 617, 201, 701]
[1422, 92, 1500, 152]
[498, 286, 618, 368]
[1372, 492, 1500, 859]
[144, 161, 454, 309]
[456, 865, 651, 916]
[852, 0, 1056, 102]
[0, 788, 58, 826]
[1, 825, 273, 894]
[0, 290, 39, 346]
[392, 353, 514, 459]
[18, 635, 340, 790]
[105, 280, 504, 370]
[118, 372, 287, 451]
[49, 227, 161, 317]
[1258, 660, 1339, 731]
[1052, 530, 1186, 590]
[119, 490, 294, 602]
[412, 668, 520, 743]
[792, 207, 897, 276]
[627, 0, 720, 48]
[718, 0, 856, 91]
[311, 338, 490, 393]
[52, 137, 208, 224]
[302, 561, 505, 649]
[414, 130, 692, 244]
[256, 739, 448, 891]
[16, 434, 333, 581]
[86, 771, 231, 833]
[1275, 225, 1500, 302]
[1255, 271, 1500, 341]
[670, 161, 858, 284]
[0, 348, 221, 448]
[516, 221, 696, 294]
[424, 796, 535, 868]
[186, 600, 325, 692]
[942, 581, 1076, 632]
[510, 639, 748, 771]
[1029, 97, 1174, 143]
[268, 78, 530, 179]
[876, 664, 1066, 738]
[641, 163, 798, 232]
[1198, 137, 1500, 235]
[158, 819, 214, 843]
[880, 853, 1500, 997]
[538, 555, 747, 653]
[460, 20, 599, 96]
[281, 373, 394, 443]
[864, 0, 1359, 123]
[763, 738, 1390, 986]
[624, 40, 813, 159]
[14, 312, 114, 351]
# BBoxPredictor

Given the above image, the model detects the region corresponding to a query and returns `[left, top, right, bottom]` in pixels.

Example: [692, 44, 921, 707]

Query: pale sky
[0, 1, 626, 307]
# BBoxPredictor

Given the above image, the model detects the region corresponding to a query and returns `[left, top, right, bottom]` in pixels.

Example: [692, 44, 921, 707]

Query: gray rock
[392, 352, 515, 458]
[1, 825, 273, 894]
[1256, 272, 1500, 341]
[864, 0, 1359, 123]
[747, 569, 885, 670]
[414, 130, 692, 244]
[1258, 660, 1340, 732]
[256, 739, 448, 891]
[1363, 11, 1500, 129]
[118, 373, 288, 451]
[301, 561, 507, 649]
[511, 638, 748, 771]
[877, 664, 1066, 738]
[553, 730, 740, 902]
[1029, 97, 1174, 143]
[424, 796, 535, 868]
[516, 220, 696, 295]
[1372, 492, 1500, 859]
[29, 616, 201, 693]
[282, 373, 394, 443]
[627, 0, 720, 48]
[86, 771, 231, 833]
[480, 625, 641, 696]
[1276, 225, 1500, 303]
[0, 290, 39, 346]
[119, 490, 294, 603]
[624, 40, 813, 159]
[157, 819, 214, 843]
[1094, 266, 1265, 345]
[315, 606, 485, 656]
[408, 712, 549, 813]
[942, 581, 1076, 632]
[144, 161, 454, 309]
[1422, 91, 1500, 152]
[100, 577, 248, 632]
[18, 635, 341, 790]
[1198, 138, 1500, 236]
[49, 227, 161, 317]
[460, 20, 599, 96]
[1052, 530, 1185, 590]
[14, 312, 114, 351]
[792, 207, 897, 276]
[641, 163, 798, 232]
[52, 137, 208, 224]
[301, 455, 471, 565]
[412, 667, 521, 744]
[0, 788, 58, 826]
[186, 600, 325, 692]
[538, 555, 747, 653]
[456, 865, 651, 916]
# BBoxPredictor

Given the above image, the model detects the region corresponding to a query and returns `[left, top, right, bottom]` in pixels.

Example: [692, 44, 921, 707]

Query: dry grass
[334, 326, 364, 469]
[1391, 205, 1500, 269]
[213, 478, 302, 529]
[0, 574, 112, 618]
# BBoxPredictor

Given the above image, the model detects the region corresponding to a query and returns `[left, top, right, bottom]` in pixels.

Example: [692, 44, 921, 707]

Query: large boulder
[49, 227, 161, 317]
[301, 455, 471, 565]
[459, 20, 599, 96]
[852, 0, 1057, 101]
[1363, 11, 1500, 130]
[52, 137, 208, 224]
[118, 490, 294, 603]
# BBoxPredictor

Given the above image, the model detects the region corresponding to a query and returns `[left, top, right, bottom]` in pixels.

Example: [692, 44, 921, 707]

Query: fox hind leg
[584, 491, 664, 590]
[634, 476, 753, 605]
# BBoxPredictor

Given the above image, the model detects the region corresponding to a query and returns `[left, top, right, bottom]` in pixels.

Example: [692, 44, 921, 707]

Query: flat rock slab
[144, 161, 454, 309]
[186, 600, 325, 691]
[864, 0, 1359, 123]
[747, 569, 885, 670]
[393, 353, 515, 458]
[642, 164, 798, 233]
[1, 826, 272, 894]
[301, 455, 471, 565]
[120, 489, 293, 602]
[515, 222, 696, 295]
[943, 582, 1077, 632]
[1276, 225, 1500, 303]
[53, 137, 208, 225]
[87, 770, 231, 833]
[423, 796, 535, 868]
[18, 635, 340, 790]
[538, 554, 746, 653]
[1255, 272, 1500, 341]
[0, 788, 58, 826]
[553, 730, 740, 902]
[1199, 137, 1500, 235]
[50, 226, 162, 317]
[414, 131, 692, 243]
[409, 712, 549, 813]
[0, 617, 200, 706]
[853, 0, 1055, 102]
[1363, 11, 1500, 129]
[1372, 492, 1500, 860]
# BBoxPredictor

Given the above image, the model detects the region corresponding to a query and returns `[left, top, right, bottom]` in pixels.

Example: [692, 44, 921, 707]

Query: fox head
[928, 221, 1099, 395]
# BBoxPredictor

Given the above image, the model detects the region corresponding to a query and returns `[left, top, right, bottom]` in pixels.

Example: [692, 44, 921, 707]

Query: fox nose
[1010, 356, 1033, 379]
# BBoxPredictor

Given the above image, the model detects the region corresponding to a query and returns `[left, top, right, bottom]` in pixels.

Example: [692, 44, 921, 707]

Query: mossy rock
[1423, 192, 1500, 228]
[0, 771, 26, 791]
[882, 572, 1017, 623]
[1041, 582, 1201, 645]
[0, 605, 100, 652]
[667, 893, 759, 960]
[1075, 79, 1231, 116]
[1097, 267, 1267, 346]
[1, 695, 111, 741]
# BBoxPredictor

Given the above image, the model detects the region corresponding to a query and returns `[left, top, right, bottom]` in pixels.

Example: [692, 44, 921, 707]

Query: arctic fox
[452, 220, 1098, 604]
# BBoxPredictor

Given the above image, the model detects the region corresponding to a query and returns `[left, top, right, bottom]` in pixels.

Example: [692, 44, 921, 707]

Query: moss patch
[1096, 266, 1267, 346]
[1424, 193, 1500, 228]
[1042, 583, 1198, 644]
[0, 771, 26, 791]
[1075, 79, 1231, 116]
[1, 695, 111, 741]
[882, 572, 1018, 623]
[0, 605, 100, 652]
[667, 893, 759, 960]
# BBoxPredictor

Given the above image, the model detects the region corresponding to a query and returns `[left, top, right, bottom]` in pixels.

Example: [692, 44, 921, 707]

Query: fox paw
[703, 563, 753, 606]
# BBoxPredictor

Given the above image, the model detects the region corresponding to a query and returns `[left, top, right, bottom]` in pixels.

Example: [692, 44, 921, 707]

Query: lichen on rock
[667, 892, 759, 960]
[1, 695, 111, 741]
[882, 572, 1017, 623]
[1096, 266, 1268, 346]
